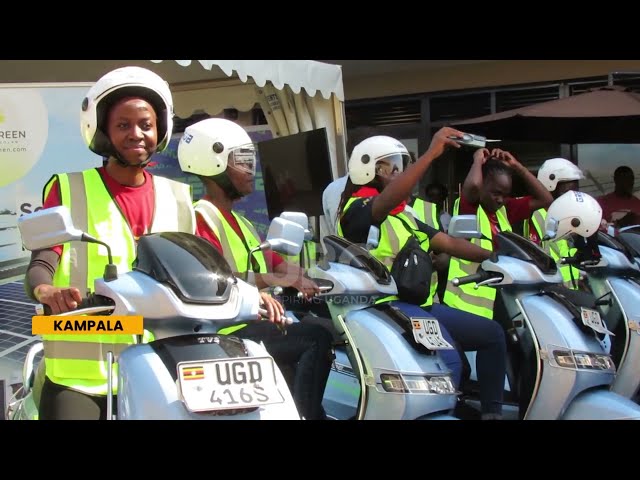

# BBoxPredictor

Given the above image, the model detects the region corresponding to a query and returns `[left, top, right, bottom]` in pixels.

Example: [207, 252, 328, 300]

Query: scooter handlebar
[451, 270, 491, 287]
[258, 308, 294, 325]
[38, 294, 116, 316]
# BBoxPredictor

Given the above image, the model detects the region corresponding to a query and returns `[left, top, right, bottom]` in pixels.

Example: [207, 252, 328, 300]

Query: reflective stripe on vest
[41, 169, 194, 395]
[411, 198, 441, 230]
[194, 200, 268, 336]
[452, 197, 460, 216]
[282, 240, 317, 269]
[443, 205, 511, 320]
[527, 208, 579, 290]
[337, 197, 435, 307]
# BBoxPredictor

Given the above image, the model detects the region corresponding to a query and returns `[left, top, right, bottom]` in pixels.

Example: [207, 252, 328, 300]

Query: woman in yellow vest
[337, 128, 507, 420]
[177, 118, 333, 420]
[525, 158, 586, 290]
[444, 148, 553, 320]
[23, 67, 197, 419]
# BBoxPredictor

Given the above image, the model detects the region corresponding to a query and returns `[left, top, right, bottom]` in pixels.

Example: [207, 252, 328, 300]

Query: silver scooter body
[581, 235, 640, 399]
[449, 224, 640, 420]
[94, 271, 300, 420]
[305, 236, 459, 420]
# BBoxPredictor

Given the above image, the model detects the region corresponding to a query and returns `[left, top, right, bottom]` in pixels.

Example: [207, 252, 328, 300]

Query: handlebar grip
[39, 294, 114, 316]
[560, 256, 579, 265]
[451, 271, 490, 287]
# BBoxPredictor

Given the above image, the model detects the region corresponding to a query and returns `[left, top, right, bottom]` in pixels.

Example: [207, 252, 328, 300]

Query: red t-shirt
[458, 193, 532, 247]
[526, 219, 541, 245]
[43, 167, 155, 256]
[597, 192, 640, 224]
[195, 197, 284, 272]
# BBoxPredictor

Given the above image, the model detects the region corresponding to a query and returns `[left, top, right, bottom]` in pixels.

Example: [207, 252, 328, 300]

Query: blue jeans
[391, 301, 506, 415]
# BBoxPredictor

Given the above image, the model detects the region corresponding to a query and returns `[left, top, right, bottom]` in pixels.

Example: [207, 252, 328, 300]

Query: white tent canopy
[152, 60, 348, 239]
[152, 60, 344, 101]
[151, 60, 347, 182]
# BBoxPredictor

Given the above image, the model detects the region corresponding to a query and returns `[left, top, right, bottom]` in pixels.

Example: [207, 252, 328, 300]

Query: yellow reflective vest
[42, 168, 194, 395]
[410, 197, 442, 302]
[282, 240, 317, 270]
[443, 204, 511, 320]
[524, 208, 580, 289]
[411, 198, 441, 231]
[194, 199, 268, 335]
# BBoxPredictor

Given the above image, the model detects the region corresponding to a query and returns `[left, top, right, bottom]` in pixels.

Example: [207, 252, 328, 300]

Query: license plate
[411, 317, 454, 350]
[580, 307, 615, 336]
[177, 356, 285, 413]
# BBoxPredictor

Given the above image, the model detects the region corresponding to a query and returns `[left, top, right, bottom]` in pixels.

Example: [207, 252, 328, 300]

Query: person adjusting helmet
[178, 118, 333, 420]
[81, 66, 174, 168]
[24, 65, 195, 420]
[348, 135, 410, 186]
[544, 190, 602, 241]
[537, 157, 585, 193]
[178, 117, 256, 199]
[337, 127, 509, 420]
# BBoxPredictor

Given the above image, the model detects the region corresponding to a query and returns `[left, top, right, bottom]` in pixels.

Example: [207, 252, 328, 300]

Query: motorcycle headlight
[380, 373, 456, 395]
[550, 348, 615, 372]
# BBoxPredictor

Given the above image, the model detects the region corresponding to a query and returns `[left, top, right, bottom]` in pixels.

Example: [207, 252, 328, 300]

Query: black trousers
[235, 321, 334, 420]
[39, 376, 114, 420]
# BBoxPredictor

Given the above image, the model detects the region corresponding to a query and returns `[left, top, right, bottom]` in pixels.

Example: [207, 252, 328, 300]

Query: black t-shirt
[340, 197, 441, 248]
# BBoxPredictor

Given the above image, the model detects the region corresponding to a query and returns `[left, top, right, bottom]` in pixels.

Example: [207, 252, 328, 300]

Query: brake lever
[474, 277, 502, 289]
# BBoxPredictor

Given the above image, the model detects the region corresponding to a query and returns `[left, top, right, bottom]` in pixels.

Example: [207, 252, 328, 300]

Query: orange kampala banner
[32, 316, 143, 335]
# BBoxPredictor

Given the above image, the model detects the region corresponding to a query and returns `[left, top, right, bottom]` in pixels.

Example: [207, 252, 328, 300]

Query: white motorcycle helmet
[537, 157, 585, 192]
[544, 190, 602, 241]
[80, 66, 174, 158]
[177, 118, 256, 178]
[348, 136, 411, 186]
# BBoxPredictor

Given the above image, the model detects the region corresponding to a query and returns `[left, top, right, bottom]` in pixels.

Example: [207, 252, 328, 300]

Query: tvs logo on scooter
[197, 337, 220, 344]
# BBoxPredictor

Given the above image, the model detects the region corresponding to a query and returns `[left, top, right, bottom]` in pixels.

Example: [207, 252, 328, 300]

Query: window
[577, 144, 640, 197]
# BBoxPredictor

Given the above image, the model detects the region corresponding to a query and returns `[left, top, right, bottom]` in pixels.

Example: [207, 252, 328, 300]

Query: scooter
[536, 226, 640, 402]
[7, 206, 306, 420]
[276, 213, 460, 420]
[448, 215, 640, 420]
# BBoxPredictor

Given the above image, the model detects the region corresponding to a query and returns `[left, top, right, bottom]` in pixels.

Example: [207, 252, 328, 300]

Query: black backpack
[389, 216, 433, 305]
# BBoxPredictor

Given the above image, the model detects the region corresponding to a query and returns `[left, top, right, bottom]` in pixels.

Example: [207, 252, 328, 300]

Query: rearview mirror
[265, 217, 305, 256]
[447, 215, 483, 239]
[279, 211, 312, 241]
[18, 206, 85, 251]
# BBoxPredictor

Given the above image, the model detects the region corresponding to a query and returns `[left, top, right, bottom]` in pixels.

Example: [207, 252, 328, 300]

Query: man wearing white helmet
[336, 127, 508, 420]
[23, 66, 196, 420]
[178, 118, 333, 420]
[525, 157, 585, 289]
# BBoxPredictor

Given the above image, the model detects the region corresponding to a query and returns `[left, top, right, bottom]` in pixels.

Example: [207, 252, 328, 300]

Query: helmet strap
[211, 172, 244, 200]
[105, 140, 153, 169]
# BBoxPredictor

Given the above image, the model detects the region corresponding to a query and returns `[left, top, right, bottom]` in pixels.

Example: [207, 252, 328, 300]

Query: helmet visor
[375, 153, 409, 177]
[228, 144, 257, 176]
